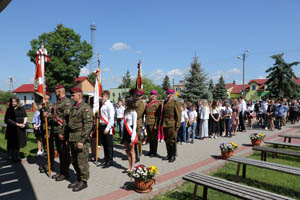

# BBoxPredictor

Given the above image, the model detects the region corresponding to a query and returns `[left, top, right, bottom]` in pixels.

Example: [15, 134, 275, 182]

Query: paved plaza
[0, 123, 299, 200]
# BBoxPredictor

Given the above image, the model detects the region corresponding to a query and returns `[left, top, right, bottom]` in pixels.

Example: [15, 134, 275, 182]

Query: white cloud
[228, 67, 241, 74]
[149, 69, 165, 82]
[167, 69, 184, 76]
[210, 67, 241, 81]
[110, 42, 130, 51]
[103, 76, 122, 84]
[136, 50, 142, 54]
[258, 75, 265, 79]
[80, 67, 91, 76]
[102, 67, 110, 72]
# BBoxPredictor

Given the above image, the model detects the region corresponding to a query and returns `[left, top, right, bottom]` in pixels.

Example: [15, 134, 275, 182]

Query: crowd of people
[3, 85, 298, 192]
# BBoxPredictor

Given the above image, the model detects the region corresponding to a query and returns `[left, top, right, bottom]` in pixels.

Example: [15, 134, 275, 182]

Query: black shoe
[72, 181, 87, 192]
[162, 155, 170, 161]
[68, 181, 79, 189]
[191, 140, 194, 144]
[168, 155, 176, 163]
[121, 157, 128, 160]
[52, 173, 60, 179]
[55, 174, 69, 181]
[150, 153, 157, 158]
[146, 151, 152, 157]
[39, 166, 46, 173]
[102, 162, 112, 169]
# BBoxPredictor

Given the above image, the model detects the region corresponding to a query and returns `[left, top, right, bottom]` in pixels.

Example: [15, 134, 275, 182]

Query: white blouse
[100, 100, 115, 135]
[201, 107, 210, 120]
[124, 110, 137, 141]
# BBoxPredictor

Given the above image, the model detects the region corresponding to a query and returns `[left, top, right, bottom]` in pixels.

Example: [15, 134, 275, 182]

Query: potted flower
[249, 133, 265, 146]
[128, 165, 159, 193]
[219, 142, 238, 159]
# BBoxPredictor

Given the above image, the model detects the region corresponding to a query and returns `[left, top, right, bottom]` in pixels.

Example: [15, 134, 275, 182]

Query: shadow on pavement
[0, 150, 37, 200]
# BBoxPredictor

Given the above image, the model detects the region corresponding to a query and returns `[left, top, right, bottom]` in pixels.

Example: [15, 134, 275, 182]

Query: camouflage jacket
[40, 102, 53, 131]
[53, 96, 72, 135]
[68, 101, 93, 143]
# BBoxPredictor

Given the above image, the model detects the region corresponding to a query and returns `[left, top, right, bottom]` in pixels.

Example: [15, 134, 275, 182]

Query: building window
[252, 85, 256, 91]
[113, 93, 115, 97]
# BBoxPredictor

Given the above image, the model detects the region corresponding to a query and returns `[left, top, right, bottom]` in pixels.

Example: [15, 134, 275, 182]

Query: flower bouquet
[219, 142, 238, 158]
[249, 133, 265, 146]
[128, 165, 159, 193]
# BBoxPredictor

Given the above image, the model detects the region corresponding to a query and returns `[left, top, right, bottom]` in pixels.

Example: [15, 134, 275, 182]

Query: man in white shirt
[238, 97, 247, 131]
[99, 90, 115, 168]
[187, 105, 197, 143]
[261, 98, 269, 130]
[115, 100, 125, 141]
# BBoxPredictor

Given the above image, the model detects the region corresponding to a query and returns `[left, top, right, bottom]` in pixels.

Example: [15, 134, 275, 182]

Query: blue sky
[1, 0, 300, 91]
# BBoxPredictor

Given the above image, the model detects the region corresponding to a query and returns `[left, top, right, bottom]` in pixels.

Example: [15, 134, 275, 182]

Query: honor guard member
[99, 90, 115, 168]
[51, 85, 72, 181]
[144, 90, 160, 157]
[135, 89, 145, 162]
[39, 92, 54, 172]
[160, 89, 181, 163]
[67, 88, 93, 192]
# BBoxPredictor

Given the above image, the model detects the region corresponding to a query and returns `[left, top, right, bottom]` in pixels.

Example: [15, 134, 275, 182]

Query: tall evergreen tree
[180, 54, 208, 103]
[213, 75, 228, 100]
[119, 70, 131, 88]
[208, 79, 214, 91]
[162, 75, 171, 90]
[266, 53, 300, 98]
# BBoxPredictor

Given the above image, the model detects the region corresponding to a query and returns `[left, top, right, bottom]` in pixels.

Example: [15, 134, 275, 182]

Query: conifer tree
[213, 75, 227, 100]
[266, 53, 300, 98]
[180, 55, 208, 103]
[162, 75, 171, 90]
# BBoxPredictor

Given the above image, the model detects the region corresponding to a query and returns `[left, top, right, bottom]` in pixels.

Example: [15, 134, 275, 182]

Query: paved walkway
[0, 123, 299, 200]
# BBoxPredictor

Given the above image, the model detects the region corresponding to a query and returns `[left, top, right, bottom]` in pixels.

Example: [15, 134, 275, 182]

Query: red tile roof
[225, 83, 235, 90]
[231, 84, 245, 94]
[13, 84, 34, 93]
[248, 79, 268, 85]
[75, 76, 88, 83]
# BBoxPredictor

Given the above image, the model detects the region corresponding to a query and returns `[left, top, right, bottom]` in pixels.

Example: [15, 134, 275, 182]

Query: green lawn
[152, 147, 300, 200]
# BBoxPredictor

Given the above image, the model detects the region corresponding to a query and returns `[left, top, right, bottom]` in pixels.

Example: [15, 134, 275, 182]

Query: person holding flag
[144, 90, 160, 157]
[51, 85, 72, 181]
[121, 96, 137, 172]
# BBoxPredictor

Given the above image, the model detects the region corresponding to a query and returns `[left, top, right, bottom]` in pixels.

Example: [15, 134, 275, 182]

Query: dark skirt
[210, 113, 220, 134]
[7, 126, 27, 150]
[121, 125, 133, 144]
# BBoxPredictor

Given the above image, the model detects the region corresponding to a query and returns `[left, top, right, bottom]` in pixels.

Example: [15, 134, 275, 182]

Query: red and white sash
[100, 114, 115, 135]
[145, 100, 158, 110]
[123, 115, 138, 147]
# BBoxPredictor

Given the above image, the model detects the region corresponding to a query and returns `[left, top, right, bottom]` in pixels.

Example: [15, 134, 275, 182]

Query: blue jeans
[117, 118, 124, 140]
[178, 122, 186, 142]
[187, 122, 197, 142]
[225, 118, 232, 136]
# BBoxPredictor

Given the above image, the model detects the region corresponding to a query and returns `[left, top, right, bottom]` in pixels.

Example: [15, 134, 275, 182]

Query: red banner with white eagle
[93, 55, 102, 115]
[136, 60, 143, 90]
[34, 47, 50, 97]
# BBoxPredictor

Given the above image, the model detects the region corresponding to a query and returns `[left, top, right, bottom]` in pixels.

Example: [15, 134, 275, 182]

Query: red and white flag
[136, 60, 143, 90]
[34, 47, 50, 97]
[93, 64, 102, 115]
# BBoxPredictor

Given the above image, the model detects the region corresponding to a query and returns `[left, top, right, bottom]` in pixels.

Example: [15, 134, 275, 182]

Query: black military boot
[146, 142, 152, 156]
[135, 146, 140, 163]
[162, 143, 171, 160]
[72, 181, 88, 192]
[52, 173, 61, 179]
[68, 181, 79, 189]
[168, 144, 176, 163]
[151, 141, 158, 158]
[55, 174, 69, 181]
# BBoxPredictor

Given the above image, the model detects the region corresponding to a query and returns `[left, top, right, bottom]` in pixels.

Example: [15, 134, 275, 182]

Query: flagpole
[41, 45, 51, 177]
[95, 54, 101, 163]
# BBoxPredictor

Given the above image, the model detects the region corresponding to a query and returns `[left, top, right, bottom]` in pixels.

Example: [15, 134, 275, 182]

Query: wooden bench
[252, 146, 300, 161]
[228, 156, 300, 181]
[264, 141, 300, 149]
[278, 134, 300, 143]
[183, 172, 294, 200]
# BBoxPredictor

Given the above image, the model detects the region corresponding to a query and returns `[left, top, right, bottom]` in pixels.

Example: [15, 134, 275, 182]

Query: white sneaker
[265, 127, 268, 130]
[215, 136, 218, 139]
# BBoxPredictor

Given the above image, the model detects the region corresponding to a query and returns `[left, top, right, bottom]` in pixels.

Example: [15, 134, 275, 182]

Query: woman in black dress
[5, 97, 28, 161]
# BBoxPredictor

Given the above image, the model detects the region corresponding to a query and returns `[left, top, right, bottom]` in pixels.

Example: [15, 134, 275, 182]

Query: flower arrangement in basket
[249, 133, 265, 146]
[219, 142, 238, 158]
[128, 165, 159, 193]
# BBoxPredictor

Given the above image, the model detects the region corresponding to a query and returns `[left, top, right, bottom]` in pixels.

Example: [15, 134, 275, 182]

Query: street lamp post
[238, 50, 248, 96]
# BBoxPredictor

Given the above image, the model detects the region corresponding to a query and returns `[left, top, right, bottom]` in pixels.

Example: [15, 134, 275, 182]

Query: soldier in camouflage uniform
[39, 92, 54, 173]
[67, 88, 93, 192]
[144, 90, 160, 157]
[160, 89, 181, 163]
[51, 85, 72, 181]
[135, 89, 145, 162]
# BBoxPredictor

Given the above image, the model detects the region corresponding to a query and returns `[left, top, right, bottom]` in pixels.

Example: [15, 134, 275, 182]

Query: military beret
[71, 87, 82, 93]
[150, 90, 158, 95]
[136, 89, 144, 96]
[166, 89, 175, 94]
[55, 85, 64, 89]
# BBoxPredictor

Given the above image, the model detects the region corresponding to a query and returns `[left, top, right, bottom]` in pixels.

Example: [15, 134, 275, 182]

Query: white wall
[16, 93, 34, 105]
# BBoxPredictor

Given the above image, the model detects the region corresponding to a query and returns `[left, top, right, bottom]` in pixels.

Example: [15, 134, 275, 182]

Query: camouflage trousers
[70, 142, 89, 181]
[163, 127, 177, 144]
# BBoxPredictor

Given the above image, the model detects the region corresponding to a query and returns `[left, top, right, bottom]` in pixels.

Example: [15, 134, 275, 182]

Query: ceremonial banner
[93, 67, 102, 115]
[136, 60, 143, 90]
[34, 48, 49, 97]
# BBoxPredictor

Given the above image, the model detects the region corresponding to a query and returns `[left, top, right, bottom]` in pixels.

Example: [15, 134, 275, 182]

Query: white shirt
[239, 100, 247, 113]
[181, 110, 188, 123]
[198, 106, 203, 119]
[201, 106, 210, 120]
[100, 100, 115, 135]
[124, 110, 137, 141]
[223, 107, 232, 119]
[261, 101, 268, 114]
[115, 105, 125, 119]
[188, 110, 197, 121]
[247, 104, 254, 112]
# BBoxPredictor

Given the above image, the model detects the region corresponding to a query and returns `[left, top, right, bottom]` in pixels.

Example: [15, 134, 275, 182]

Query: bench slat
[264, 141, 300, 148]
[253, 146, 300, 157]
[278, 134, 300, 139]
[184, 172, 294, 200]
